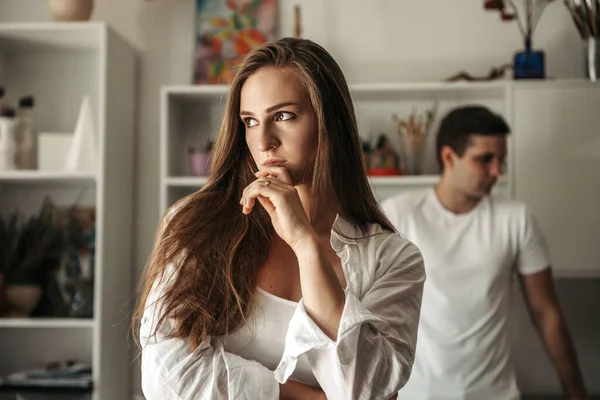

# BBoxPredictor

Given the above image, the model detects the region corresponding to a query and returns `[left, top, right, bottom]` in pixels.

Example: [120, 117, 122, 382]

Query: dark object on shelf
[18, 96, 35, 108]
[0, 106, 15, 118]
[483, 0, 554, 80]
[68, 279, 94, 318]
[0, 198, 66, 286]
[514, 38, 546, 79]
[0, 274, 7, 316]
[445, 63, 513, 82]
[361, 140, 372, 173]
[368, 134, 402, 176]
[0, 386, 91, 400]
[0, 361, 92, 399]
[0, 198, 66, 318]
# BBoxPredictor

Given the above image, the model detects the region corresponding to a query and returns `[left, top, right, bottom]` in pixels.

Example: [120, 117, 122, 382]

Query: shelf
[162, 81, 510, 101]
[0, 22, 104, 52]
[164, 175, 440, 188]
[165, 175, 510, 188]
[165, 176, 209, 187]
[369, 175, 439, 186]
[160, 81, 595, 108]
[371, 175, 512, 187]
[0, 319, 95, 329]
[0, 171, 96, 185]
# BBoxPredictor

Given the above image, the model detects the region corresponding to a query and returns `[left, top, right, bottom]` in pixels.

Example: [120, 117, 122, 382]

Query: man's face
[445, 134, 507, 199]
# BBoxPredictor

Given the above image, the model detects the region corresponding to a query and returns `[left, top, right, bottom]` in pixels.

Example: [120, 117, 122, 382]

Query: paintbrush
[568, 0, 593, 37]
[595, 0, 600, 33]
[564, 0, 589, 37]
[585, 0, 598, 36]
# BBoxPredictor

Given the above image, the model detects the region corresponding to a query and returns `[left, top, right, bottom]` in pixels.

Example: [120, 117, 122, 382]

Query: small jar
[16, 96, 37, 170]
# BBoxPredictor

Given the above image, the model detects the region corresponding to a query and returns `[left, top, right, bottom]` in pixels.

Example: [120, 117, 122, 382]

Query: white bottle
[16, 95, 37, 169]
[0, 106, 17, 170]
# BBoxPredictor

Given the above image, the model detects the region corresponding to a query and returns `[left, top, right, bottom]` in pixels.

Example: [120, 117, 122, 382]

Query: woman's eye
[275, 112, 294, 121]
[244, 118, 258, 127]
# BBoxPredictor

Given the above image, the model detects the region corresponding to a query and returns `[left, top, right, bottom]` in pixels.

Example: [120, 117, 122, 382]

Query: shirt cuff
[274, 290, 383, 383]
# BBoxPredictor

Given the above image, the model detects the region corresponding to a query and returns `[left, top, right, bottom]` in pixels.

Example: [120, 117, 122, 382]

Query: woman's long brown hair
[132, 38, 395, 350]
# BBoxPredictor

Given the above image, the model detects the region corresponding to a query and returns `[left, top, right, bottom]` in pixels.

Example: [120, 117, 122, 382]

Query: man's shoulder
[487, 195, 528, 217]
[381, 189, 429, 214]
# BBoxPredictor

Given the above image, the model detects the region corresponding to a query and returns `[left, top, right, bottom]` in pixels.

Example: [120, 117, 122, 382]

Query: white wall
[0, 1, 594, 398]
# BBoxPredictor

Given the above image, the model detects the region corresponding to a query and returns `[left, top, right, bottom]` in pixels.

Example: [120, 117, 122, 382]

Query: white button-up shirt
[140, 215, 425, 400]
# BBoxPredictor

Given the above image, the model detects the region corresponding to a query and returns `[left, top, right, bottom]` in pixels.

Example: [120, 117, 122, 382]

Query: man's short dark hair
[436, 106, 510, 171]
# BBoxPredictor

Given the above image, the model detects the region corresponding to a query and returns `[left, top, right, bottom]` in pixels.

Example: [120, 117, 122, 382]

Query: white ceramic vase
[46, 0, 94, 22]
[0, 115, 17, 171]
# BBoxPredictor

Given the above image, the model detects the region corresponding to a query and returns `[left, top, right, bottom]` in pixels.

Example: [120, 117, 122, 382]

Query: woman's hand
[241, 166, 315, 249]
[279, 380, 326, 400]
[279, 379, 398, 400]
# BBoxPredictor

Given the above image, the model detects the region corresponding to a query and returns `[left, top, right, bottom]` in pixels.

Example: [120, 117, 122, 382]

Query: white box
[38, 132, 73, 171]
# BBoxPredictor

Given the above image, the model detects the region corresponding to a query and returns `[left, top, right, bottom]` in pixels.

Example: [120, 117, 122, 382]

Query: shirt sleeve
[140, 271, 280, 400]
[274, 235, 425, 400]
[516, 205, 551, 275]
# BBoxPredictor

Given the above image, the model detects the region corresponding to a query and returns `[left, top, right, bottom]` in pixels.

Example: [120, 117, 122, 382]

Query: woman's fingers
[254, 166, 293, 185]
[241, 178, 282, 214]
[255, 195, 275, 214]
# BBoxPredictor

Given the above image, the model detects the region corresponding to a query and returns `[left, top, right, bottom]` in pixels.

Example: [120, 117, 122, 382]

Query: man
[382, 106, 587, 400]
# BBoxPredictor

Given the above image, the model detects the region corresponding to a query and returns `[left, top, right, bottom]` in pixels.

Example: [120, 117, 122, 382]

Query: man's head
[436, 106, 510, 199]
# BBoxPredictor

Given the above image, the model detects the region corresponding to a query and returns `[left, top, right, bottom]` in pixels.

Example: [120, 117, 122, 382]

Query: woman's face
[240, 66, 318, 185]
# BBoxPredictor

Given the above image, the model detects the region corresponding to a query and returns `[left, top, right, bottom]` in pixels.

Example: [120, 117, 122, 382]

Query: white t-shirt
[381, 188, 550, 400]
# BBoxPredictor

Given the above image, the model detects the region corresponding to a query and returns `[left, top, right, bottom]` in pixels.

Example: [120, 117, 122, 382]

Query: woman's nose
[256, 123, 280, 152]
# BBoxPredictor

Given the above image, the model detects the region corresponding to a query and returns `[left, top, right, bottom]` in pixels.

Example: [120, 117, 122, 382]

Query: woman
[134, 38, 425, 400]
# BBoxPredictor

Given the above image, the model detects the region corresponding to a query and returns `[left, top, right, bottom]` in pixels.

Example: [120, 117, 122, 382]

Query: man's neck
[434, 178, 482, 215]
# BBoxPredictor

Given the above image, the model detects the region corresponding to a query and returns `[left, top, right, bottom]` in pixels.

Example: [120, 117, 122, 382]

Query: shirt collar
[330, 214, 361, 252]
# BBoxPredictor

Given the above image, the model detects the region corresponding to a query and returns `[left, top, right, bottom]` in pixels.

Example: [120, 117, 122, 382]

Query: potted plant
[0, 198, 66, 317]
[188, 140, 214, 177]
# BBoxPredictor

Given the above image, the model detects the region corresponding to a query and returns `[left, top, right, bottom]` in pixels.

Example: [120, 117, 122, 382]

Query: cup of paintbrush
[564, 0, 600, 80]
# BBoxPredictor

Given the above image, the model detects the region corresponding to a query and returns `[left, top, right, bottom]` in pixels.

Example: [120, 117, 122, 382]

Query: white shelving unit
[159, 80, 600, 279]
[0, 318, 96, 329]
[159, 81, 513, 211]
[0, 23, 135, 400]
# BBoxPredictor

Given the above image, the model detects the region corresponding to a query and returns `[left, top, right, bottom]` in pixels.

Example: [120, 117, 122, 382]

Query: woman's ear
[440, 146, 456, 170]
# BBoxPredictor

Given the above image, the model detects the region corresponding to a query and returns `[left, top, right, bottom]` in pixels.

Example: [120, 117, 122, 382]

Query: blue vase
[513, 38, 545, 79]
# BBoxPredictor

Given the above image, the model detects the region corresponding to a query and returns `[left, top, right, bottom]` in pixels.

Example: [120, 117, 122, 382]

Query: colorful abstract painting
[194, 0, 278, 84]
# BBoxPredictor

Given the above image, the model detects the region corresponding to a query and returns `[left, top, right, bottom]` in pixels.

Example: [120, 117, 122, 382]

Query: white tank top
[223, 288, 320, 388]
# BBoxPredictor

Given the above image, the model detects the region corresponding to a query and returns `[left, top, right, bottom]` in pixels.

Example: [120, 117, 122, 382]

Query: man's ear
[440, 146, 457, 170]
